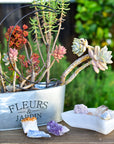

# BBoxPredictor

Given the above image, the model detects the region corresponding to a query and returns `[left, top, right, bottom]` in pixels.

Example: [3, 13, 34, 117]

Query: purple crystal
[47, 121, 69, 136]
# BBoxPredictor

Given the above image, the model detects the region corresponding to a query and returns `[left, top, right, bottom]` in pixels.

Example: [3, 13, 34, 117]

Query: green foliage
[73, 0, 114, 110]
[64, 66, 114, 110]
[75, 0, 114, 54]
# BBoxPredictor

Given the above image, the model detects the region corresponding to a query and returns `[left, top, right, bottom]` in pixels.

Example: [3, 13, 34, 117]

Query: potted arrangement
[0, 0, 113, 130]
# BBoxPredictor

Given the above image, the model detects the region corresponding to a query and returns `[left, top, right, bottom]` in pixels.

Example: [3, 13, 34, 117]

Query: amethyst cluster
[47, 121, 69, 136]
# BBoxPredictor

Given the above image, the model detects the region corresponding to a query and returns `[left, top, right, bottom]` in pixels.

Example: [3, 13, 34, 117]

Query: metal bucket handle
[0, 4, 56, 90]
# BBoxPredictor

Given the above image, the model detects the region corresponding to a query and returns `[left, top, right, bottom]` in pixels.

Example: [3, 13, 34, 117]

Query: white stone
[62, 108, 114, 135]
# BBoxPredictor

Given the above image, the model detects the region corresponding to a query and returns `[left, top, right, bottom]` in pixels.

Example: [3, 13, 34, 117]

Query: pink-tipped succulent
[88, 46, 113, 73]
[9, 48, 18, 63]
[3, 48, 18, 65]
[52, 45, 66, 63]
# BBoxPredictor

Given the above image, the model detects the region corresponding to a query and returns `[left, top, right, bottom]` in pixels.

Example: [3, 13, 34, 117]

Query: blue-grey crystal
[27, 130, 51, 138]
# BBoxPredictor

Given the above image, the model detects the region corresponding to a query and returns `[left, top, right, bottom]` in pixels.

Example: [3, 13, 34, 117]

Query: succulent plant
[2, 48, 18, 65]
[9, 48, 18, 63]
[2, 53, 9, 66]
[52, 45, 67, 63]
[88, 46, 113, 73]
[0, 1, 113, 92]
[72, 38, 88, 57]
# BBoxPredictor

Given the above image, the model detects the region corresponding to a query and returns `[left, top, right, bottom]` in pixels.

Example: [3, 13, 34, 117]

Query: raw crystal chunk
[74, 104, 88, 114]
[21, 117, 39, 134]
[100, 111, 111, 120]
[95, 105, 108, 117]
[27, 130, 51, 138]
[47, 121, 69, 136]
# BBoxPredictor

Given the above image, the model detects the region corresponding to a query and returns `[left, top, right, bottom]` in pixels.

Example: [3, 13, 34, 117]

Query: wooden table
[0, 121, 114, 144]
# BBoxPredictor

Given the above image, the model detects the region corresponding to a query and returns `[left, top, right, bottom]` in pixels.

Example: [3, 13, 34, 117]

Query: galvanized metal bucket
[0, 83, 65, 131]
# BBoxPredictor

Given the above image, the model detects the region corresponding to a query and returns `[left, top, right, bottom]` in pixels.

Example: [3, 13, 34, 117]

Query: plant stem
[22, 83, 34, 90]
[24, 43, 35, 83]
[24, 44, 30, 60]
[34, 6, 46, 45]
[27, 40, 33, 56]
[35, 30, 45, 66]
[46, 44, 51, 87]
[42, 9, 48, 43]
[61, 54, 90, 84]
[13, 62, 17, 92]
[38, 59, 55, 83]
[51, 7, 63, 53]
[87, 45, 94, 50]
[0, 53, 6, 92]
[65, 61, 92, 85]
[20, 74, 31, 88]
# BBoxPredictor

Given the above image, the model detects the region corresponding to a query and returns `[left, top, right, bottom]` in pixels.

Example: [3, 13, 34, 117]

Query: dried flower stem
[61, 54, 90, 84]
[65, 61, 92, 85]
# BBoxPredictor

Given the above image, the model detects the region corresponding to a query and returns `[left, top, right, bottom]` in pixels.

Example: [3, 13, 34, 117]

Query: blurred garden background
[0, 0, 114, 110]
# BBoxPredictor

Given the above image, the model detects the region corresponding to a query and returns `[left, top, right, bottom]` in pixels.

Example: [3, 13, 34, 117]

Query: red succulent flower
[5, 24, 28, 50]
[18, 53, 40, 74]
[23, 31, 28, 37]
[23, 24, 28, 30]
